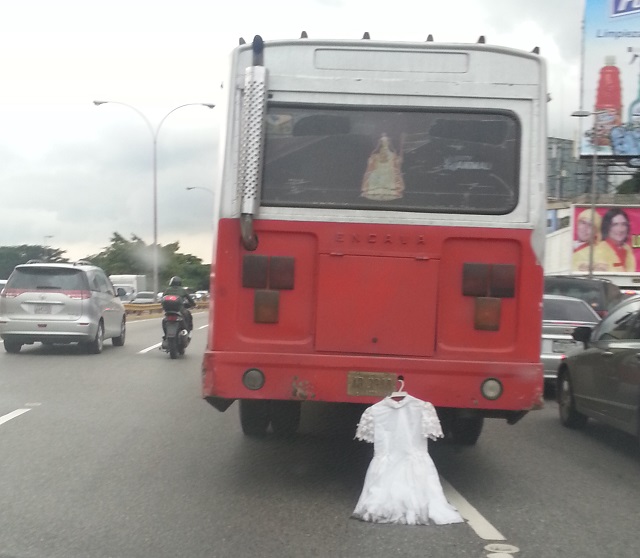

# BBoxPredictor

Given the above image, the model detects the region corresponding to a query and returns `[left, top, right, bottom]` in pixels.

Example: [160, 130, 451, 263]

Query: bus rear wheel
[239, 400, 271, 437]
[270, 401, 301, 437]
[450, 415, 484, 446]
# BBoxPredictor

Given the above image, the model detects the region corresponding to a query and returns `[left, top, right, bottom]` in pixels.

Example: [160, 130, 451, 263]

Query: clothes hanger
[390, 376, 407, 400]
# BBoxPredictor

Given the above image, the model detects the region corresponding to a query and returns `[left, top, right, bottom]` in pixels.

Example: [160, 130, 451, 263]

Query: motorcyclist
[162, 276, 196, 333]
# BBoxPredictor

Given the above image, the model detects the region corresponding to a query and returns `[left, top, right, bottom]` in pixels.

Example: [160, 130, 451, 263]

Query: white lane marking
[198, 324, 208, 330]
[139, 343, 162, 354]
[0, 408, 32, 426]
[485, 542, 520, 556]
[442, 478, 506, 541]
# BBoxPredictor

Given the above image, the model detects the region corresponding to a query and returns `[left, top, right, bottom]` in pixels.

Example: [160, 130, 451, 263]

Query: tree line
[0, 233, 210, 291]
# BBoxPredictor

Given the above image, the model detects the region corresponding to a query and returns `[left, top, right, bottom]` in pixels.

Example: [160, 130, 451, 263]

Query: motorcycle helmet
[169, 276, 182, 287]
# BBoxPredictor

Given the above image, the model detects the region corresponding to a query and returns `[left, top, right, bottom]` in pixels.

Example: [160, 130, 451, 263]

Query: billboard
[571, 204, 640, 272]
[580, 1, 640, 159]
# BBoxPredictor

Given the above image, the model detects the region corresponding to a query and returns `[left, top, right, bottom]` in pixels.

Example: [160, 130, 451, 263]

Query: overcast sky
[0, 0, 584, 265]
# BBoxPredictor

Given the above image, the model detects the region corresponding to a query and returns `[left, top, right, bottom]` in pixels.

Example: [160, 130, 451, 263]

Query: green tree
[161, 244, 210, 291]
[84, 233, 210, 291]
[86, 233, 153, 276]
[617, 171, 640, 194]
[0, 245, 68, 279]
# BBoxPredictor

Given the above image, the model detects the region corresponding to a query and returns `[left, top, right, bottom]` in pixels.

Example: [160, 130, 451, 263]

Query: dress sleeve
[421, 401, 444, 440]
[354, 406, 375, 443]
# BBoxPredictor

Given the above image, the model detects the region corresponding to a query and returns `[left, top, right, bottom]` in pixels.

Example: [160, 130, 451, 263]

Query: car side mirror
[116, 287, 127, 299]
[572, 326, 592, 345]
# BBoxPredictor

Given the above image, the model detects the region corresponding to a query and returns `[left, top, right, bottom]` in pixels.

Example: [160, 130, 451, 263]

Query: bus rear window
[261, 106, 520, 215]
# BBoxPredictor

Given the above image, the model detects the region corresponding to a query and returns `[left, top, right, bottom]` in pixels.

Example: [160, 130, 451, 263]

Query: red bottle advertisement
[593, 56, 622, 147]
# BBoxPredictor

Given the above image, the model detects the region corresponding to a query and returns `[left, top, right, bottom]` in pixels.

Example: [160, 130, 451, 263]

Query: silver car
[0, 261, 126, 354]
[541, 294, 600, 381]
[129, 291, 156, 304]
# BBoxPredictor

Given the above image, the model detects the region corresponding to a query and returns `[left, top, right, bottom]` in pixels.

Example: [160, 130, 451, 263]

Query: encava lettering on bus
[334, 233, 427, 246]
[202, 35, 547, 445]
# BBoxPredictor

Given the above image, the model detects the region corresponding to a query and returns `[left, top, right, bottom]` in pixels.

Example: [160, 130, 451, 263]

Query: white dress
[352, 395, 464, 525]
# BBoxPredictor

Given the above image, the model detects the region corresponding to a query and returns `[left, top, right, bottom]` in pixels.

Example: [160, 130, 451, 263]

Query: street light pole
[587, 141, 598, 278]
[571, 110, 604, 278]
[94, 101, 215, 297]
[43, 235, 53, 261]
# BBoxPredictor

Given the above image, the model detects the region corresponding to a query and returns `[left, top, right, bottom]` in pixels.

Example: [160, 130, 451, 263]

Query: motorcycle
[160, 294, 191, 359]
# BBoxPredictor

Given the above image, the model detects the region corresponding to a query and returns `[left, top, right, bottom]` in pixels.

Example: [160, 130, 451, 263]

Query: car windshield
[543, 297, 599, 322]
[545, 280, 599, 299]
[7, 268, 87, 291]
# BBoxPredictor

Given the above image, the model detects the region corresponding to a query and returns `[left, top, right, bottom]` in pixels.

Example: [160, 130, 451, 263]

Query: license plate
[347, 371, 396, 397]
[553, 340, 576, 353]
[34, 304, 51, 314]
[165, 322, 179, 336]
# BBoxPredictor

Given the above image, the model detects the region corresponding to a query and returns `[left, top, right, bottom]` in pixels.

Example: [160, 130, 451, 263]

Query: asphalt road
[1, 312, 639, 558]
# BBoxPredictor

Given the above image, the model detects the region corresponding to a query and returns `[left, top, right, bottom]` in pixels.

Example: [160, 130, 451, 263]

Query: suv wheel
[4, 340, 22, 354]
[86, 321, 104, 354]
[112, 317, 126, 347]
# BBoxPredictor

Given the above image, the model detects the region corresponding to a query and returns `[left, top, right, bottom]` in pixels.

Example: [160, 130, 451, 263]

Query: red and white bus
[202, 35, 547, 444]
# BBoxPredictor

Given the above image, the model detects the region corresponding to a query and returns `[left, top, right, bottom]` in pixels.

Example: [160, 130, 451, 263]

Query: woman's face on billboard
[609, 214, 630, 245]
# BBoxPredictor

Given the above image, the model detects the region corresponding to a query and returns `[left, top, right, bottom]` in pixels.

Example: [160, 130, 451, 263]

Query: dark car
[544, 275, 624, 318]
[557, 295, 640, 443]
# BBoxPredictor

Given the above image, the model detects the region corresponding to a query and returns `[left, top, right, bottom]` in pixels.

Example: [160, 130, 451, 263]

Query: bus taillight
[254, 290, 279, 323]
[463, 263, 516, 331]
[474, 297, 501, 331]
[243, 254, 295, 323]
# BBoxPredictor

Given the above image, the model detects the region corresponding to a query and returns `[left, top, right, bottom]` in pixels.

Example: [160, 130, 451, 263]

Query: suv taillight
[66, 290, 91, 300]
[1, 288, 23, 298]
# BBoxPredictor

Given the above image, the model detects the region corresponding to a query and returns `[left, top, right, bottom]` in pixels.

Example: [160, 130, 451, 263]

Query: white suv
[0, 261, 126, 354]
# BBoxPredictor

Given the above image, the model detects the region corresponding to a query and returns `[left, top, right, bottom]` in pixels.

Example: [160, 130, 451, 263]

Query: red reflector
[166, 314, 179, 321]
[474, 297, 501, 331]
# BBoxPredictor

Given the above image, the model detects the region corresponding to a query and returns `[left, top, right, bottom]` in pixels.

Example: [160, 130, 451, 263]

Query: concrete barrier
[123, 301, 208, 316]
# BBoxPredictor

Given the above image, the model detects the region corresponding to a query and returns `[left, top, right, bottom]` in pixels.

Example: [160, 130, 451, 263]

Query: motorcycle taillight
[166, 314, 179, 321]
